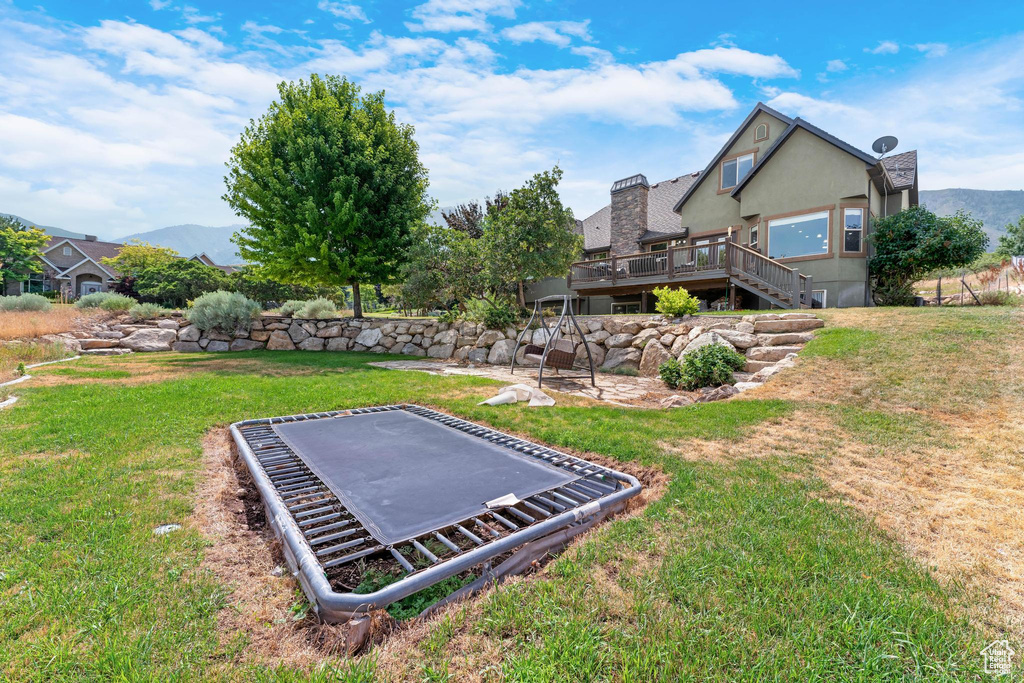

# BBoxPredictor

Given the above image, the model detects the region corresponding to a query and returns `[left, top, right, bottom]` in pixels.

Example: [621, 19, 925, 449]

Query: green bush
[0, 293, 52, 312]
[296, 297, 337, 319]
[436, 309, 460, 324]
[660, 343, 747, 390]
[482, 302, 521, 329]
[978, 290, 1024, 306]
[75, 291, 119, 309]
[98, 293, 136, 312]
[278, 300, 306, 316]
[128, 302, 172, 321]
[186, 291, 261, 333]
[653, 286, 700, 317]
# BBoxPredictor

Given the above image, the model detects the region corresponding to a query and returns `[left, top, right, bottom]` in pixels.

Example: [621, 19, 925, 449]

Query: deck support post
[611, 255, 617, 285]
[641, 290, 648, 313]
[791, 268, 801, 309]
[667, 247, 674, 279]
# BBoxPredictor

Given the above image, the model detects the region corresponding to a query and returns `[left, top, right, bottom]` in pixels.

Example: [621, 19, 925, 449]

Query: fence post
[936, 276, 941, 306]
[791, 268, 801, 309]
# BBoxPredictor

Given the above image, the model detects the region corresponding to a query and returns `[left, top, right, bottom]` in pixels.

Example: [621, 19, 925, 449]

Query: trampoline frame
[229, 404, 642, 622]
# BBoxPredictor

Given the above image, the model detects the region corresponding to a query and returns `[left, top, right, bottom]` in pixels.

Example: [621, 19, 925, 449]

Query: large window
[611, 302, 640, 314]
[588, 251, 608, 260]
[843, 208, 864, 253]
[767, 210, 830, 259]
[20, 274, 49, 294]
[721, 153, 754, 190]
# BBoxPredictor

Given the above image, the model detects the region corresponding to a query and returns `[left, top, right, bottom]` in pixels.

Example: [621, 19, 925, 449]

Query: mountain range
[5, 189, 1023, 264]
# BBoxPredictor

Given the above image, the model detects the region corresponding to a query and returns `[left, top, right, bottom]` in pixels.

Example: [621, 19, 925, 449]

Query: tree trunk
[352, 282, 362, 318]
[517, 281, 526, 308]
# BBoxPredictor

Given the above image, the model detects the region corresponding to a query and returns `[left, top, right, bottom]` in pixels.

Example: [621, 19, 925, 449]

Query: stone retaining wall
[47, 313, 825, 381]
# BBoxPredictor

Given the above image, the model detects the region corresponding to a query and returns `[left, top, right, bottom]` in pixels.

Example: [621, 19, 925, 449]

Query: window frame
[587, 251, 609, 260]
[754, 122, 769, 142]
[718, 149, 757, 193]
[811, 289, 827, 308]
[20, 273, 49, 294]
[839, 205, 867, 257]
[748, 223, 759, 250]
[63, 246, 73, 256]
[611, 302, 641, 315]
[763, 205, 835, 262]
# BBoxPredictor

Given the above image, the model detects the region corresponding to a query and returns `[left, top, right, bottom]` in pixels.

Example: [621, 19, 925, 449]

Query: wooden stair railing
[725, 242, 813, 308]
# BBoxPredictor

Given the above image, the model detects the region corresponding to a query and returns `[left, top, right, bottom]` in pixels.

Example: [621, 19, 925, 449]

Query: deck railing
[568, 241, 813, 308]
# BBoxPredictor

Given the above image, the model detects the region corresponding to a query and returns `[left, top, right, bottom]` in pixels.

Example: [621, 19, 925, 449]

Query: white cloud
[317, 0, 370, 24]
[149, 0, 172, 9]
[571, 46, 613, 65]
[865, 40, 899, 55]
[912, 42, 948, 58]
[673, 47, 799, 78]
[500, 20, 591, 48]
[406, 0, 520, 33]
[826, 59, 847, 72]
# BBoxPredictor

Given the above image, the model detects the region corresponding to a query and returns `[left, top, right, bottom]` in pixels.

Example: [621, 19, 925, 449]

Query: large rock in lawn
[121, 328, 177, 352]
[605, 333, 634, 349]
[487, 338, 517, 365]
[354, 327, 383, 348]
[600, 347, 641, 372]
[680, 331, 735, 358]
[752, 318, 824, 334]
[695, 384, 740, 403]
[638, 341, 671, 377]
[267, 330, 296, 350]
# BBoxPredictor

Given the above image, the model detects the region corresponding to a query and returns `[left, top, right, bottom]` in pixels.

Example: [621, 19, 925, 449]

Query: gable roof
[880, 150, 917, 189]
[672, 102, 793, 213]
[43, 237, 122, 279]
[579, 172, 700, 251]
[729, 117, 878, 198]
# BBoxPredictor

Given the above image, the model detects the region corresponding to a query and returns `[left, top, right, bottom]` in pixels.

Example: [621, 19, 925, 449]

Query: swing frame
[510, 295, 596, 388]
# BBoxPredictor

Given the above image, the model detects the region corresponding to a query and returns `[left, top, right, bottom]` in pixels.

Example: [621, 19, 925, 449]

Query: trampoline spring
[390, 547, 415, 573]
[287, 498, 331, 512]
[277, 478, 316, 492]
[308, 527, 360, 546]
[284, 491, 329, 506]
[454, 524, 484, 546]
[473, 517, 501, 538]
[552, 489, 587, 506]
[520, 499, 551, 518]
[315, 537, 369, 558]
[411, 540, 439, 563]
[564, 482, 602, 500]
[303, 519, 354, 537]
[271, 472, 312, 485]
[279, 485, 322, 498]
[322, 545, 384, 569]
[433, 532, 461, 554]
[488, 511, 520, 530]
[293, 505, 335, 519]
[267, 466, 303, 478]
[298, 512, 341, 527]
[532, 494, 567, 513]
[505, 507, 536, 524]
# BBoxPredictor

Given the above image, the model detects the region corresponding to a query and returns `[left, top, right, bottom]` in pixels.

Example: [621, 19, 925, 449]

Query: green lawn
[1, 307, 1021, 680]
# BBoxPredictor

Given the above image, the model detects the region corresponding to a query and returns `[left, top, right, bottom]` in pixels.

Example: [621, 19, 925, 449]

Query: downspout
[865, 174, 873, 307]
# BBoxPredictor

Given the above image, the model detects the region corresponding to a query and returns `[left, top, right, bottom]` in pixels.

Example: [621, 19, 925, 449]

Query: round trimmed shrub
[0, 293, 52, 312]
[652, 286, 700, 317]
[98, 293, 136, 312]
[296, 297, 337, 319]
[186, 290, 261, 333]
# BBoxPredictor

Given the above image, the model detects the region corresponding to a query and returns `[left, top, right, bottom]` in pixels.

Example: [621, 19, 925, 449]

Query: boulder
[575, 342, 605, 368]
[368, 345, 387, 353]
[230, 339, 264, 351]
[467, 348, 488, 363]
[734, 381, 763, 392]
[156, 319, 179, 330]
[735, 321, 755, 334]
[695, 384, 740, 402]
[744, 359, 775, 373]
[687, 326, 704, 341]
[402, 343, 427, 357]
[80, 338, 119, 350]
[250, 329, 271, 342]
[427, 343, 455, 359]
[171, 341, 202, 352]
[297, 337, 326, 351]
[206, 340, 230, 352]
[660, 333, 676, 348]
[395, 334, 413, 343]
[408, 323, 426, 334]
[434, 329, 458, 346]
[316, 323, 344, 338]
[605, 333, 634, 349]
[487, 338, 517, 365]
[669, 335, 689, 356]
[456, 336, 477, 347]
[632, 328, 661, 349]
[779, 312, 818, 319]
[121, 328, 177, 352]
[379, 323, 396, 335]
[326, 337, 352, 352]
[264, 321, 290, 330]
[638, 341, 671, 377]
[93, 330, 125, 339]
[757, 332, 814, 346]
[584, 330, 610, 344]
[207, 330, 233, 342]
[619, 321, 642, 335]
[343, 327, 361, 339]
[351, 343, 367, 352]
[287, 322, 310, 343]
[586, 319, 606, 333]
[453, 346, 470, 361]
[476, 330, 505, 347]
[659, 394, 695, 409]
[531, 327, 554, 345]
[714, 329, 759, 349]
[379, 337, 397, 349]
[680, 332, 735, 358]
[354, 327, 383, 347]
[267, 330, 296, 350]
[746, 345, 802, 362]
[600, 347, 641, 371]
[752, 318, 824, 334]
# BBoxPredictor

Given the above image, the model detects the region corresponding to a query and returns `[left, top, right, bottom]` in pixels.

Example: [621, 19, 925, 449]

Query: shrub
[278, 300, 306, 316]
[0, 293, 52, 312]
[978, 290, 1024, 306]
[436, 309, 460, 324]
[661, 343, 747, 390]
[134, 259, 233, 308]
[186, 290, 261, 333]
[482, 302, 521, 329]
[128, 302, 171, 321]
[75, 291, 118, 309]
[653, 286, 700, 317]
[98, 293, 136, 312]
[296, 297, 337, 319]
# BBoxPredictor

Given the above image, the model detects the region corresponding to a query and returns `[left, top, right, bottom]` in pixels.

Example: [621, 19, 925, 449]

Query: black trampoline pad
[273, 411, 579, 545]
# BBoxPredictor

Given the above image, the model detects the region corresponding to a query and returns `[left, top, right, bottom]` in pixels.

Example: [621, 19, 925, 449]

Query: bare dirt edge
[194, 424, 669, 673]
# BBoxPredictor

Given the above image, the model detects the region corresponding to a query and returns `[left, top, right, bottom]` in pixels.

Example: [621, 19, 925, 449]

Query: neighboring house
[4, 235, 238, 297]
[531, 102, 918, 312]
[188, 252, 238, 274]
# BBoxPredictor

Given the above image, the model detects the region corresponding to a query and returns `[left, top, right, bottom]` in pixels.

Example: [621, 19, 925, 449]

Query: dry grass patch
[0, 306, 101, 341]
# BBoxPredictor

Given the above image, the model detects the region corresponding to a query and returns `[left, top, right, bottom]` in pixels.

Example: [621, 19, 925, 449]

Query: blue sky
[1, 0, 1023, 239]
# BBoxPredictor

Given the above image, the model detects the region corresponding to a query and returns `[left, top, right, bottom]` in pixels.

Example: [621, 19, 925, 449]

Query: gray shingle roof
[579, 172, 699, 251]
[881, 150, 917, 189]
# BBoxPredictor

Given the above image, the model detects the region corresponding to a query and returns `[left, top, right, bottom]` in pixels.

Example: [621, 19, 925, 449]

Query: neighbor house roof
[579, 172, 700, 252]
[880, 150, 918, 189]
[672, 102, 793, 213]
[43, 237, 123, 279]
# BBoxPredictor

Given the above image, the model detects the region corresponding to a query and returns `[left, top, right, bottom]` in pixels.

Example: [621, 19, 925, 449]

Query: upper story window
[754, 123, 769, 142]
[721, 153, 754, 191]
[63, 246, 72, 256]
[842, 208, 865, 253]
[749, 224, 759, 250]
[648, 239, 681, 252]
[767, 210, 830, 259]
[589, 251, 608, 260]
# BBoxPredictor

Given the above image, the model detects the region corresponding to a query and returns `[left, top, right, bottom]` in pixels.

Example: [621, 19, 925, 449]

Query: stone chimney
[609, 174, 649, 255]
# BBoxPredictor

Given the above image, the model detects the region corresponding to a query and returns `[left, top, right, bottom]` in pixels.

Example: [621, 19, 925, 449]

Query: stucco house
[531, 102, 918, 312]
[4, 235, 237, 297]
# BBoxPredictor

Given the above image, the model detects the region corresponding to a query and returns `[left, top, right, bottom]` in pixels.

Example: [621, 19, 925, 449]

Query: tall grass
[0, 341, 72, 381]
[0, 307, 97, 341]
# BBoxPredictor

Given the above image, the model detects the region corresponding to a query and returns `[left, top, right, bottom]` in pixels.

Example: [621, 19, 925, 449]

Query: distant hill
[920, 189, 1024, 243]
[1, 213, 86, 240]
[116, 224, 245, 265]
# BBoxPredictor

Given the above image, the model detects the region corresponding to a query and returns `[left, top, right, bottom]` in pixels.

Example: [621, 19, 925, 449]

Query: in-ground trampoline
[230, 404, 642, 622]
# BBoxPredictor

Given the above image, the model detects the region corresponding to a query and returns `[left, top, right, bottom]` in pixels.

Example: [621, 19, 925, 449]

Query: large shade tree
[224, 74, 431, 317]
[0, 216, 48, 293]
[996, 215, 1024, 258]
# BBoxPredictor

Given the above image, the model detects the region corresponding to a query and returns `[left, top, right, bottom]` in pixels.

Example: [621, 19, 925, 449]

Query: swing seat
[523, 338, 576, 369]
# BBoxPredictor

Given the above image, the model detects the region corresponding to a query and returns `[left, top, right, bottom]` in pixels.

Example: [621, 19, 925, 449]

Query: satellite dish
[872, 135, 899, 156]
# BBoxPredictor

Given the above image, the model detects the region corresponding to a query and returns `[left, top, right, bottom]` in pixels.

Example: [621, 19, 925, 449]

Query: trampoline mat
[273, 410, 580, 545]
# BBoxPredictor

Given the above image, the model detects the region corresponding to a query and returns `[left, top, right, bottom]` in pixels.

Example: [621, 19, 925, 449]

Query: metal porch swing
[510, 295, 595, 388]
